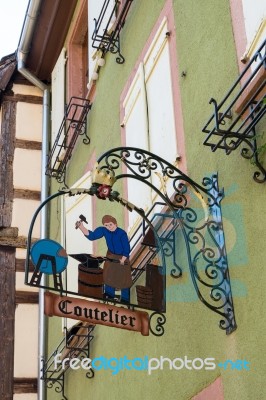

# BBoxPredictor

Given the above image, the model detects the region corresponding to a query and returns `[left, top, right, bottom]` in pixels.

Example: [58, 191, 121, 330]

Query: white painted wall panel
[14, 304, 38, 377]
[12, 199, 40, 238]
[13, 84, 42, 96]
[16, 272, 38, 292]
[13, 394, 37, 400]
[16, 103, 42, 142]
[13, 148, 41, 190]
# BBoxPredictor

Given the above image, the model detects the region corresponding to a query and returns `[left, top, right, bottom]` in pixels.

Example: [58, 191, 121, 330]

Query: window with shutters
[62, 171, 93, 329]
[121, 17, 179, 233]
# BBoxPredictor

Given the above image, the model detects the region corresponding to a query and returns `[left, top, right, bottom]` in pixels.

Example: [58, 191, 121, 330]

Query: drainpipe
[17, 1, 50, 400]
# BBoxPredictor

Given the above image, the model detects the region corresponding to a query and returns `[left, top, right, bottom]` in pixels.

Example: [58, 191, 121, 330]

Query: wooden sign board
[44, 292, 150, 336]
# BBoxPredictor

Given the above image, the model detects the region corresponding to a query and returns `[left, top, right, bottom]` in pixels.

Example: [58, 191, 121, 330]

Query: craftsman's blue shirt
[85, 227, 130, 258]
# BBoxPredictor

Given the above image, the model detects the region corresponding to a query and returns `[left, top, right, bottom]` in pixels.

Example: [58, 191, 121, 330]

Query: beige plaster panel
[16, 272, 39, 292]
[16, 248, 27, 258]
[14, 304, 38, 377]
[16, 102, 42, 141]
[12, 199, 40, 238]
[13, 395, 37, 400]
[13, 148, 41, 190]
[13, 83, 42, 97]
[15, 250, 39, 291]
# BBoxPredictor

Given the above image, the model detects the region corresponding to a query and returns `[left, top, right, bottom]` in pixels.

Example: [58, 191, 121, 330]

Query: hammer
[75, 214, 88, 229]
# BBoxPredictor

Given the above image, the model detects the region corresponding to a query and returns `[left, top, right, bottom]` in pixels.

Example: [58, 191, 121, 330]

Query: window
[62, 171, 93, 328]
[121, 17, 179, 232]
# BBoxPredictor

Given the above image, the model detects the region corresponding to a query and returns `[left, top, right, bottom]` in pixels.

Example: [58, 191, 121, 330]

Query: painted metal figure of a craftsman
[76, 215, 132, 302]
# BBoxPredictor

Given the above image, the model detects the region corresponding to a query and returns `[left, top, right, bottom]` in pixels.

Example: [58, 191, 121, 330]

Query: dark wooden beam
[14, 189, 41, 201]
[0, 236, 38, 249]
[0, 101, 16, 228]
[0, 55, 16, 92]
[2, 94, 43, 105]
[0, 248, 16, 399]
[13, 378, 37, 394]
[0, 227, 18, 238]
[0, 100, 17, 399]
[15, 291, 39, 304]
[15, 139, 42, 151]
[16, 258, 35, 273]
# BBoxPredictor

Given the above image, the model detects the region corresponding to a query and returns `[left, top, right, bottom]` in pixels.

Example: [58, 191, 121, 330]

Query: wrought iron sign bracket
[94, 147, 237, 334]
[25, 147, 237, 335]
[175, 174, 237, 334]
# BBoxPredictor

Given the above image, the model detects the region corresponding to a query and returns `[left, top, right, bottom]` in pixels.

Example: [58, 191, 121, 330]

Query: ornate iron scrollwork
[85, 368, 95, 379]
[95, 147, 237, 334]
[27, 146, 237, 334]
[149, 312, 167, 336]
[46, 379, 67, 400]
[179, 175, 236, 334]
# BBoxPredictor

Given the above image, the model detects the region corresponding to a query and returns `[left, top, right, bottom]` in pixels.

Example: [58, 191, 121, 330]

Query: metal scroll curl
[149, 312, 167, 336]
[179, 201, 236, 334]
[46, 378, 67, 400]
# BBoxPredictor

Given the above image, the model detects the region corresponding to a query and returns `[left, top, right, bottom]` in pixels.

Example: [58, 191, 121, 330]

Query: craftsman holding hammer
[75, 215, 131, 303]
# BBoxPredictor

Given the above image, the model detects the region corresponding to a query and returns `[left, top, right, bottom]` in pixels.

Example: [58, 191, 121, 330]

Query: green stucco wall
[47, 1, 266, 399]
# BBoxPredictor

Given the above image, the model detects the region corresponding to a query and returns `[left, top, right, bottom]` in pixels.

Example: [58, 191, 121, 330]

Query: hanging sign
[44, 292, 150, 336]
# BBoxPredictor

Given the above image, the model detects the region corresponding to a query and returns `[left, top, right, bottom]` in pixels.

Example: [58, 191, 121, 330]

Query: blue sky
[0, 0, 29, 59]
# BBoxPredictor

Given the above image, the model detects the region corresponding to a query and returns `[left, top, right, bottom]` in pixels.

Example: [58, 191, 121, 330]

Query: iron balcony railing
[202, 38, 266, 183]
[46, 96, 91, 184]
[42, 323, 95, 400]
[91, 0, 133, 64]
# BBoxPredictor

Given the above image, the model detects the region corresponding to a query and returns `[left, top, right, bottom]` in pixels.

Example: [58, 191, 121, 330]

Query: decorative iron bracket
[91, 0, 133, 64]
[202, 39, 266, 183]
[178, 174, 236, 334]
[94, 147, 237, 334]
